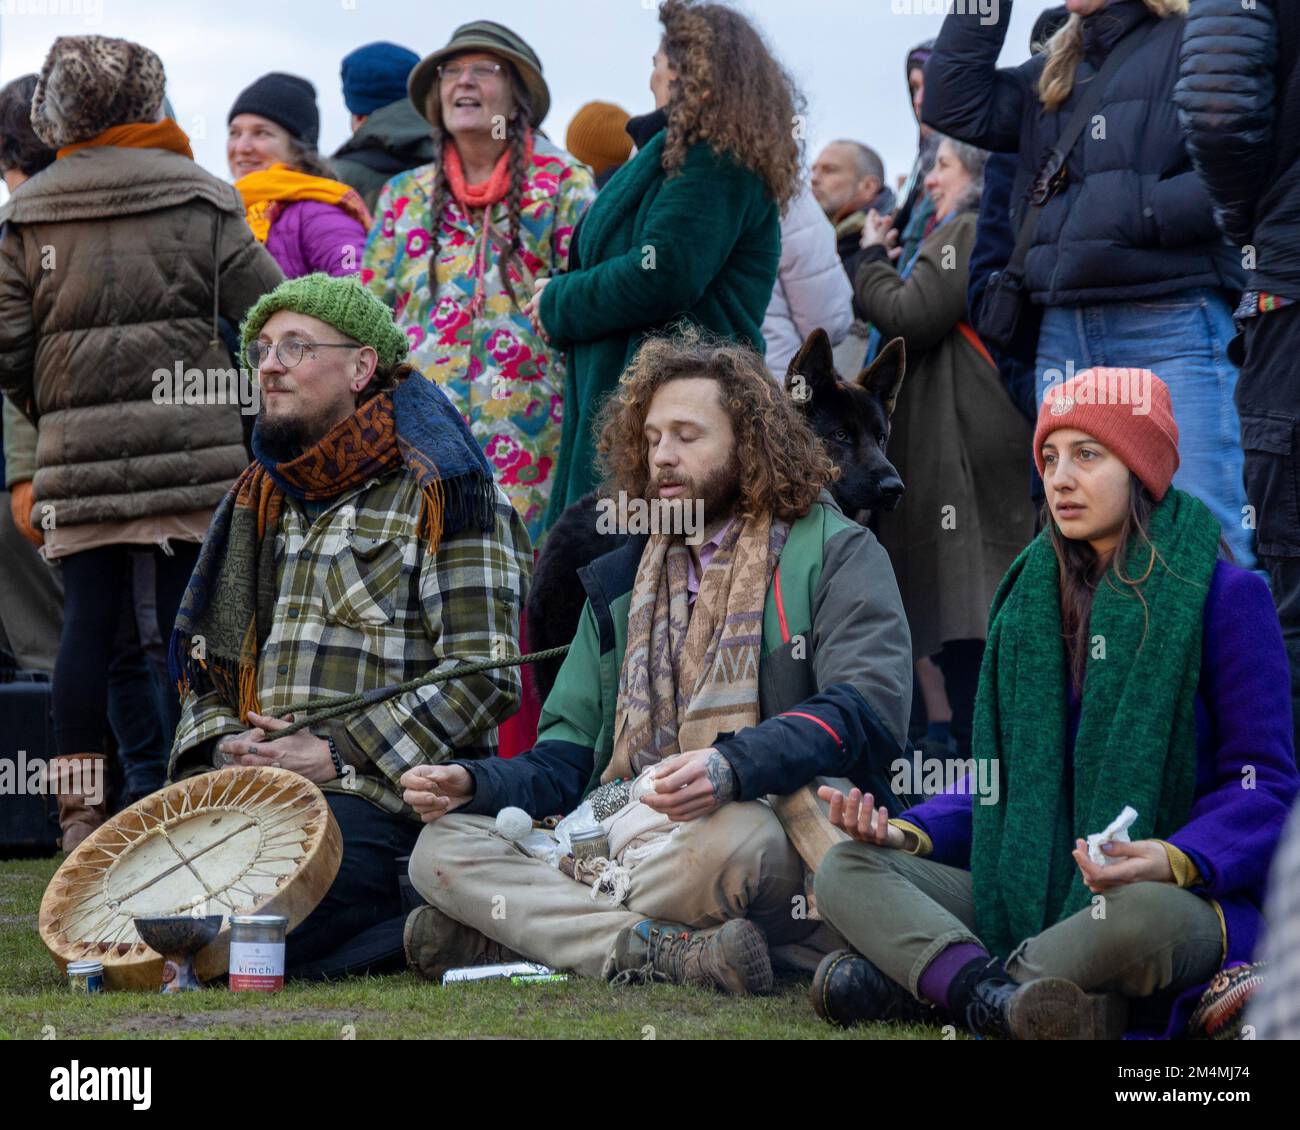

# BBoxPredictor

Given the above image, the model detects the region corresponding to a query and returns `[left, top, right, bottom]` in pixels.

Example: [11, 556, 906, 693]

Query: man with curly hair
[402, 328, 912, 994]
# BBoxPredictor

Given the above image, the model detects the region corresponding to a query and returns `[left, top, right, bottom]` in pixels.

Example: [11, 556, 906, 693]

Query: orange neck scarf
[57, 119, 194, 161]
[441, 132, 535, 317]
[442, 130, 533, 213]
[235, 162, 373, 242]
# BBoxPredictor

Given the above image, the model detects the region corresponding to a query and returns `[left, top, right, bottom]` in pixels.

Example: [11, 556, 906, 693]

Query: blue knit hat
[341, 42, 420, 116]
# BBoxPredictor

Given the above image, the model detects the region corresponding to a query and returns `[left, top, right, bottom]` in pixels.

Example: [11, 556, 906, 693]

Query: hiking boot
[950, 956, 1128, 1040]
[610, 918, 773, 995]
[52, 754, 107, 854]
[811, 949, 938, 1027]
[402, 904, 521, 983]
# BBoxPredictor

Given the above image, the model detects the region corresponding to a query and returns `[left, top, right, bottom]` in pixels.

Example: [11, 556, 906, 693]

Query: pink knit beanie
[1033, 368, 1180, 500]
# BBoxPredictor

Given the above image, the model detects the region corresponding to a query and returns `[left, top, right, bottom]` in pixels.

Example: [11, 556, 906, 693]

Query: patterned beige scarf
[604, 514, 790, 784]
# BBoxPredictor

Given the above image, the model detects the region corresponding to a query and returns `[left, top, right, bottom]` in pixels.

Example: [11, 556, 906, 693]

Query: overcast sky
[1, 0, 1059, 202]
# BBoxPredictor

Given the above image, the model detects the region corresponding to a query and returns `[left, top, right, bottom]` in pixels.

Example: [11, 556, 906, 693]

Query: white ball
[495, 806, 534, 842]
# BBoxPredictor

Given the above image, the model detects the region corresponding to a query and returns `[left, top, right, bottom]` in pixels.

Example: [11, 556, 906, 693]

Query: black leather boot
[948, 955, 1128, 1040]
[811, 949, 938, 1028]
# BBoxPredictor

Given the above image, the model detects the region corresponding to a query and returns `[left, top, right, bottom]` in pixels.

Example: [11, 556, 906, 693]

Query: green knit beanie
[240, 273, 409, 368]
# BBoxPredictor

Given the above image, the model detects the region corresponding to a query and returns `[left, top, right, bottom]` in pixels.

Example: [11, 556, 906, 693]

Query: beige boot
[609, 918, 774, 995]
[403, 905, 522, 983]
[52, 754, 107, 853]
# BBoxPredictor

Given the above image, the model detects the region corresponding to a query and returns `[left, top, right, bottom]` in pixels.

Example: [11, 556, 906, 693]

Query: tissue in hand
[1086, 805, 1138, 866]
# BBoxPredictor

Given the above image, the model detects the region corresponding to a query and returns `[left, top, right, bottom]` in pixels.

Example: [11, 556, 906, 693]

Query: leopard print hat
[31, 35, 166, 149]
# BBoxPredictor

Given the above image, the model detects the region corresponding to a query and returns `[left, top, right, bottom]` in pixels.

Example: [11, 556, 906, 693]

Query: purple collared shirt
[686, 520, 734, 608]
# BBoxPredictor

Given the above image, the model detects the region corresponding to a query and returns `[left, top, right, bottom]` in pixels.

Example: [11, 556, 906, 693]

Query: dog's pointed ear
[857, 337, 907, 417]
[784, 328, 838, 410]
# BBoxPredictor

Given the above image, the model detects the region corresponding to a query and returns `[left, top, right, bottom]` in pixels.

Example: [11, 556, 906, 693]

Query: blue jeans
[1035, 289, 1254, 568]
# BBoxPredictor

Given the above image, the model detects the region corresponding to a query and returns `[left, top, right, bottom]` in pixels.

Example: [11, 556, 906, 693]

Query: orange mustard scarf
[442, 130, 533, 212]
[235, 162, 373, 242]
[56, 119, 195, 161]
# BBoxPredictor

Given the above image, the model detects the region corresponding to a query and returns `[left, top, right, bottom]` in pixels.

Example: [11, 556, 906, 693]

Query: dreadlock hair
[358, 359, 417, 404]
[426, 64, 535, 310]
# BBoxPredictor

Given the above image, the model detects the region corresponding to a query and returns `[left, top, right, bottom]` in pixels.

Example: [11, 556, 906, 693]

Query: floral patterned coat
[361, 136, 595, 540]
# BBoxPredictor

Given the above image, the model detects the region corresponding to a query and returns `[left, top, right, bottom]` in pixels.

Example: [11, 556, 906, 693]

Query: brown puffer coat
[0, 146, 283, 528]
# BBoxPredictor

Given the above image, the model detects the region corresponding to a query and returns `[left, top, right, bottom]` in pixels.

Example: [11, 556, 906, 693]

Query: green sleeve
[853, 214, 975, 352]
[3, 398, 37, 487]
[535, 599, 606, 750]
[540, 144, 769, 344]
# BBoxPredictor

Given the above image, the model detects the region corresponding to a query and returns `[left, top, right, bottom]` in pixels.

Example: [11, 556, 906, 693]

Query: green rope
[258, 645, 571, 740]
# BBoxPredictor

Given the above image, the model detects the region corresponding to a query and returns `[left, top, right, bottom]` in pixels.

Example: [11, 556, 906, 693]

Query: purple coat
[264, 199, 367, 279]
[902, 561, 1299, 1036]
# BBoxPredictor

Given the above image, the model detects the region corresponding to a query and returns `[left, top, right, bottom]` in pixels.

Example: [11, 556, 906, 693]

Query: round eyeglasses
[245, 338, 361, 371]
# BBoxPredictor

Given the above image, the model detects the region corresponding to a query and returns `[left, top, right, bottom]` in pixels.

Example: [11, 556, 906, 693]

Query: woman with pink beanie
[809, 369, 1297, 1041]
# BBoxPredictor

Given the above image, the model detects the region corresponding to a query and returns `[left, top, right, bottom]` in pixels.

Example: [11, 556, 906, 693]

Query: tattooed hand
[640, 747, 737, 822]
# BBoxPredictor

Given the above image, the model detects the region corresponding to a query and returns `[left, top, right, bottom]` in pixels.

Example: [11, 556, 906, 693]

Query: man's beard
[646, 461, 742, 528]
[256, 400, 346, 451]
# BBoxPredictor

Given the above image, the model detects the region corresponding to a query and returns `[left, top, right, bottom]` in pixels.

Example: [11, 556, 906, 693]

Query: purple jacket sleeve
[899, 786, 974, 870]
[1168, 564, 1299, 896]
[296, 201, 368, 277]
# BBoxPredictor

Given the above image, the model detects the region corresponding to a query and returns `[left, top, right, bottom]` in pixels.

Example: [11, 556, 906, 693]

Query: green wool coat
[538, 126, 780, 525]
[855, 211, 1035, 659]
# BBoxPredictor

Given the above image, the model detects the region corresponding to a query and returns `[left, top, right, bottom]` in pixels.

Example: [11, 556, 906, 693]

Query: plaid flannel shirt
[169, 467, 533, 816]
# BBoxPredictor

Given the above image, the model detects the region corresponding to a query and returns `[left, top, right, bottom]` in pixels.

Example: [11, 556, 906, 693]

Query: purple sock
[917, 943, 988, 1009]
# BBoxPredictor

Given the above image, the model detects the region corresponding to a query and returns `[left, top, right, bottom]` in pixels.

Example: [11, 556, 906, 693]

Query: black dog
[526, 329, 908, 699]
[786, 327, 907, 522]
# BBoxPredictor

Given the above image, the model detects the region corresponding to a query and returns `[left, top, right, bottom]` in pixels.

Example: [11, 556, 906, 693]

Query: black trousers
[285, 793, 421, 980]
[54, 542, 198, 756]
[933, 638, 986, 757]
[1238, 307, 1300, 757]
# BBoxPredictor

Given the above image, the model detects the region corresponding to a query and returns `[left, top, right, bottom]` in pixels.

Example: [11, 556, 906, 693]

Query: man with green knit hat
[168, 273, 533, 980]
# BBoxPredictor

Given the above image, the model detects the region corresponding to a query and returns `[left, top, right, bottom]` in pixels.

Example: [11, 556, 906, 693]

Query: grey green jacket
[456, 494, 913, 818]
[331, 99, 436, 216]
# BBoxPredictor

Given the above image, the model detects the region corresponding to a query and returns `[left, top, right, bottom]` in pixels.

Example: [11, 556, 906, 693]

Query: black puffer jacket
[1175, 0, 1300, 299]
[924, 0, 1242, 306]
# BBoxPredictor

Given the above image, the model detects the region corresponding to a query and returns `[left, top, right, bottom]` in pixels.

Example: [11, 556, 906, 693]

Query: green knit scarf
[970, 489, 1220, 959]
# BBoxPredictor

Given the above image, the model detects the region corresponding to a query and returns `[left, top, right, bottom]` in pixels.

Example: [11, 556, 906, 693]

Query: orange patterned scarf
[170, 377, 496, 723]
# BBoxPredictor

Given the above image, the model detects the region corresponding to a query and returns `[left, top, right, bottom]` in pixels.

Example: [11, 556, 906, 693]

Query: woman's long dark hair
[425, 65, 534, 310]
[1047, 473, 1233, 692]
[1048, 475, 1158, 693]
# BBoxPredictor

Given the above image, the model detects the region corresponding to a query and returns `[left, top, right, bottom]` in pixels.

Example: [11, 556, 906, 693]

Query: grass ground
[0, 855, 949, 1040]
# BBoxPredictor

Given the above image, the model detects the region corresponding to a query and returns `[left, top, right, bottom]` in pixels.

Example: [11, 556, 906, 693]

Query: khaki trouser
[408, 801, 816, 979]
[814, 841, 1225, 1000]
[0, 493, 62, 672]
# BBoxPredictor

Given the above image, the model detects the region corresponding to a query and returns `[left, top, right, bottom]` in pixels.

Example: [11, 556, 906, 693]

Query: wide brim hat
[408, 20, 550, 131]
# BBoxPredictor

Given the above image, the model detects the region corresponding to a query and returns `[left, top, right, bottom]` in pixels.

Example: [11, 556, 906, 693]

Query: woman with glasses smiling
[361, 21, 594, 544]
